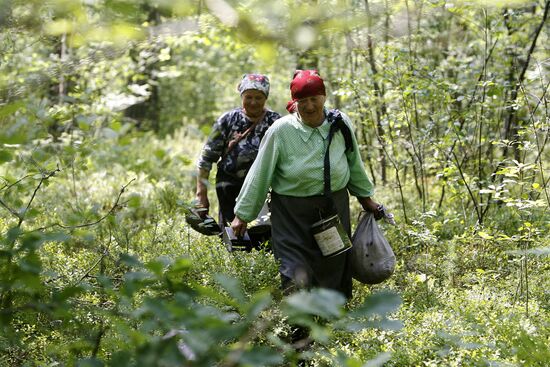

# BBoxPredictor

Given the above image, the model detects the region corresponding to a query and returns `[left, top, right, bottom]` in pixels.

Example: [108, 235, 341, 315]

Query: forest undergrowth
[1, 126, 548, 366]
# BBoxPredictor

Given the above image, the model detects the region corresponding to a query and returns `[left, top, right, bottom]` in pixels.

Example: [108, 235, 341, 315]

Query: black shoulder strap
[327, 110, 353, 153]
[323, 110, 353, 211]
[222, 109, 267, 160]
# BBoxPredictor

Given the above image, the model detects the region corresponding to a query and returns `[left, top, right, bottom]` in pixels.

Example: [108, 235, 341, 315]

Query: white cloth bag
[350, 211, 396, 284]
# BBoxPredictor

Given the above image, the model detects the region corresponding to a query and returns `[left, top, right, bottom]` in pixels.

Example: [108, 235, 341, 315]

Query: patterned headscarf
[286, 69, 326, 112]
[237, 74, 270, 97]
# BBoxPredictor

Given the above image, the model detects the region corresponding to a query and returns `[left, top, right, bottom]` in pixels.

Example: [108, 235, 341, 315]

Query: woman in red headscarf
[232, 70, 382, 299]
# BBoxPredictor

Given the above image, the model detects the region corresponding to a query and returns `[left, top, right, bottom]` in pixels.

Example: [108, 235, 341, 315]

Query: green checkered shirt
[234, 111, 375, 222]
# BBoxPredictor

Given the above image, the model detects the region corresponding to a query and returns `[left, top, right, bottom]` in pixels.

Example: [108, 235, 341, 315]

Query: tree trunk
[502, 1, 549, 160]
[364, 0, 388, 184]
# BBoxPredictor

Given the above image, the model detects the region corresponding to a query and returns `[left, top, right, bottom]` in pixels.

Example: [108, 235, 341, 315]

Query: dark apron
[271, 188, 352, 299]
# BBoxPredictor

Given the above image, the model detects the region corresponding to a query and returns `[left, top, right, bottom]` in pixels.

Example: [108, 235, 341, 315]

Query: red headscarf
[286, 70, 326, 112]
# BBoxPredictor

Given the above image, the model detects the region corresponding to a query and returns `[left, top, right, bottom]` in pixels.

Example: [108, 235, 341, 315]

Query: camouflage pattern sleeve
[196, 111, 231, 172]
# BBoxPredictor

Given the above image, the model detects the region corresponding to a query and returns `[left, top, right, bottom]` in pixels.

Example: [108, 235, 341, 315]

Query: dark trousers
[216, 180, 271, 250]
[215, 180, 242, 227]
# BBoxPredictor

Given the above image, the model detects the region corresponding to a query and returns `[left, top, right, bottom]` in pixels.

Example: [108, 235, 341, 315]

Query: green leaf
[284, 288, 345, 319]
[145, 258, 165, 276]
[364, 352, 393, 367]
[367, 318, 403, 331]
[13, 270, 43, 292]
[214, 274, 246, 304]
[31, 148, 51, 163]
[349, 290, 401, 318]
[121, 271, 154, 297]
[101, 127, 118, 139]
[154, 149, 166, 159]
[0, 150, 13, 163]
[244, 290, 272, 318]
[0, 130, 27, 144]
[478, 231, 494, 240]
[79, 120, 91, 131]
[110, 120, 122, 132]
[44, 232, 71, 243]
[309, 322, 331, 343]
[4, 227, 22, 245]
[193, 284, 239, 309]
[110, 351, 132, 367]
[19, 252, 42, 274]
[127, 194, 141, 208]
[45, 19, 75, 36]
[52, 285, 84, 303]
[0, 101, 25, 118]
[119, 253, 143, 268]
[97, 275, 114, 289]
[24, 208, 40, 219]
[170, 258, 193, 273]
[72, 229, 95, 244]
[20, 232, 44, 250]
[76, 357, 103, 367]
[19, 231, 69, 250]
[239, 346, 284, 365]
[137, 298, 170, 319]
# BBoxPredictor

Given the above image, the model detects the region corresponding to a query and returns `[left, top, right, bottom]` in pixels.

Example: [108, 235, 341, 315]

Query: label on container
[314, 226, 347, 256]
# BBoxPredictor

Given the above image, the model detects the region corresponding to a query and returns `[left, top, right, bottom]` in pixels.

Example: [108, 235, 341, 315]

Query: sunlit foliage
[1, 0, 548, 365]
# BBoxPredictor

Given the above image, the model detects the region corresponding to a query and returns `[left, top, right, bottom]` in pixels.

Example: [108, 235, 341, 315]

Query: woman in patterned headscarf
[231, 70, 383, 299]
[196, 74, 281, 231]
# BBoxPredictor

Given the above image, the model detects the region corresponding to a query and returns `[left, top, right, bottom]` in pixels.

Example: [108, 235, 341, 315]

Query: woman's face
[241, 89, 267, 118]
[297, 95, 326, 127]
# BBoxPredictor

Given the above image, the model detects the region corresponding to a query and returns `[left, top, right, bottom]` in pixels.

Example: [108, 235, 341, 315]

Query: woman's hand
[195, 169, 210, 218]
[358, 197, 384, 220]
[195, 191, 210, 217]
[231, 216, 248, 237]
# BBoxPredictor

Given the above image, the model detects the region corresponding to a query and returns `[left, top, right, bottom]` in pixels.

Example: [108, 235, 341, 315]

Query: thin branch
[75, 227, 112, 285]
[0, 197, 20, 219]
[452, 151, 482, 224]
[17, 166, 61, 228]
[446, 38, 499, 163]
[0, 34, 47, 58]
[530, 80, 550, 165]
[91, 322, 106, 358]
[75, 250, 109, 285]
[435, 34, 499, 210]
[1, 172, 50, 219]
[24, 178, 136, 233]
[519, 81, 550, 207]
[219, 318, 272, 367]
[0, 173, 35, 191]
